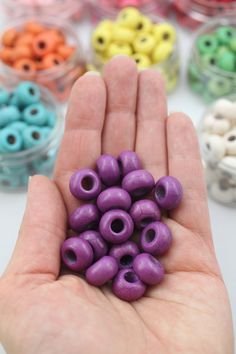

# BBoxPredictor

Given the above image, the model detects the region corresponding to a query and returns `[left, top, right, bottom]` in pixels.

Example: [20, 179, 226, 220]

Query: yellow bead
[152, 42, 173, 64]
[95, 50, 109, 64]
[97, 20, 114, 31]
[166, 75, 178, 92]
[116, 7, 142, 30]
[132, 53, 151, 69]
[153, 23, 176, 44]
[133, 33, 156, 55]
[113, 25, 135, 44]
[107, 42, 132, 59]
[92, 27, 112, 52]
[135, 16, 152, 34]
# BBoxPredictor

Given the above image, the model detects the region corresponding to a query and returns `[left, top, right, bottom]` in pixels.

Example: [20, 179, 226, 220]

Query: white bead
[210, 180, 234, 204]
[213, 99, 236, 122]
[224, 130, 236, 156]
[203, 113, 231, 135]
[221, 156, 236, 169]
[204, 166, 219, 186]
[202, 134, 226, 162]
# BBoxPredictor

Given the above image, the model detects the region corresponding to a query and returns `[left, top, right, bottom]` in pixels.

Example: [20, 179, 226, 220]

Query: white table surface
[0, 11, 235, 354]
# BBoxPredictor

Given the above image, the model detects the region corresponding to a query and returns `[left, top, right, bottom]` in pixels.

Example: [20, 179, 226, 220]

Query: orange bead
[15, 33, 34, 47]
[13, 58, 37, 74]
[47, 29, 65, 45]
[32, 32, 57, 57]
[41, 53, 64, 70]
[13, 45, 32, 60]
[57, 45, 76, 59]
[0, 48, 15, 64]
[24, 21, 45, 35]
[1, 28, 18, 47]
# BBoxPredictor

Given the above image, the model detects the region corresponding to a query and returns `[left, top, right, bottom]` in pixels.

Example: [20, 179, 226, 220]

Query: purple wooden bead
[85, 256, 119, 286]
[69, 204, 100, 233]
[140, 221, 172, 256]
[109, 241, 139, 269]
[112, 269, 146, 302]
[99, 209, 134, 244]
[130, 199, 161, 229]
[61, 237, 93, 271]
[97, 187, 132, 213]
[69, 168, 102, 201]
[118, 151, 141, 176]
[154, 176, 183, 210]
[79, 230, 108, 261]
[133, 253, 164, 285]
[122, 170, 155, 198]
[96, 154, 120, 186]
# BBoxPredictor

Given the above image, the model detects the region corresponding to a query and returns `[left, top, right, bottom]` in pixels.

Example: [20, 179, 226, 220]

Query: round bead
[116, 7, 142, 30]
[217, 51, 235, 72]
[112, 25, 135, 44]
[133, 33, 155, 55]
[213, 98, 236, 122]
[69, 204, 100, 233]
[8, 121, 28, 132]
[216, 26, 236, 45]
[112, 269, 146, 302]
[85, 256, 118, 286]
[133, 253, 164, 285]
[96, 154, 120, 186]
[118, 151, 141, 176]
[0, 87, 9, 105]
[122, 169, 155, 198]
[210, 180, 235, 204]
[224, 130, 236, 156]
[134, 15, 152, 34]
[207, 76, 232, 98]
[22, 126, 45, 149]
[61, 237, 93, 272]
[197, 34, 218, 55]
[109, 241, 139, 269]
[221, 156, 236, 169]
[92, 27, 112, 52]
[203, 112, 231, 135]
[99, 209, 134, 244]
[32, 31, 57, 57]
[153, 23, 176, 44]
[154, 176, 183, 210]
[23, 103, 47, 126]
[0, 127, 23, 153]
[41, 127, 52, 140]
[203, 134, 226, 162]
[0, 106, 21, 128]
[69, 168, 102, 201]
[202, 53, 218, 69]
[15, 81, 40, 107]
[47, 110, 56, 128]
[132, 53, 151, 69]
[130, 199, 161, 229]
[152, 42, 173, 64]
[97, 187, 132, 213]
[140, 221, 172, 256]
[79, 230, 108, 261]
[107, 43, 132, 59]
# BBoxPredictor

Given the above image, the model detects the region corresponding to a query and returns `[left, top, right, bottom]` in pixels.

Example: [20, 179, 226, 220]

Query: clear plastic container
[0, 83, 64, 192]
[199, 95, 236, 207]
[187, 16, 236, 103]
[3, 0, 86, 22]
[89, 0, 172, 22]
[0, 17, 86, 102]
[89, 15, 180, 93]
[174, 0, 236, 29]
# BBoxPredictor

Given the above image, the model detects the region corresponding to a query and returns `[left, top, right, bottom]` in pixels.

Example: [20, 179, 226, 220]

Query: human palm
[0, 57, 234, 354]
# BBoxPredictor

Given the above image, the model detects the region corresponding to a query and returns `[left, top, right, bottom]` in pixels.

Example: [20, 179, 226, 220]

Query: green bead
[202, 53, 218, 68]
[188, 61, 201, 80]
[189, 80, 204, 94]
[197, 34, 218, 55]
[207, 76, 232, 97]
[216, 26, 236, 45]
[217, 45, 230, 56]
[217, 51, 235, 72]
[229, 37, 236, 52]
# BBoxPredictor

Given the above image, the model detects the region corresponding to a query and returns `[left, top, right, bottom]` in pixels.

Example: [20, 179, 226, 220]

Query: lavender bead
[79, 230, 108, 261]
[61, 237, 93, 271]
[96, 154, 120, 186]
[118, 151, 141, 176]
[69, 204, 100, 233]
[112, 269, 146, 302]
[109, 241, 139, 269]
[140, 221, 172, 256]
[133, 253, 164, 285]
[122, 169, 155, 198]
[130, 199, 161, 229]
[99, 209, 134, 244]
[154, 176, 183, 210]
[85, 256, 118, 286]
[97, 187, 132, 213]
[69, 168, 102, 201]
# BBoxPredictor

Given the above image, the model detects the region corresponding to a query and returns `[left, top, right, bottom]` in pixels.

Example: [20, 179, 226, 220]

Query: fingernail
[84, 71, 101, 76]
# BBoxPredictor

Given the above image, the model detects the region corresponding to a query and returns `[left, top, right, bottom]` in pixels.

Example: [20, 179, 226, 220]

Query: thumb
[5, 175, 67, 280]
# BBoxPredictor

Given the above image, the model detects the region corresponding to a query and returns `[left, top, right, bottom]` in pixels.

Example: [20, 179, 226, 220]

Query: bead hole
[140, 217, 154, 228]
[97, 37, 104, 44]
[65, 249, 77, 264]
[29, 87, 35, 95]
[81, 176, 94, 191]
[163, 33, 170, 40]
[228, 135, 236, 141]
[145, 229, 156, 243]
[38, 41, 46, 49]
[32, 131, 40, 140]
[30, 109, 38, 115]
[7, 135, 16, 144]
[133, 187, 148, 197]
[23, 64, 30, 71]
[124, 271, 138, 283]
[136, 23, 143, 30]
[111, 219, 124, 233]
[156, 185, 165, 199]
[120, 255, 133, 267]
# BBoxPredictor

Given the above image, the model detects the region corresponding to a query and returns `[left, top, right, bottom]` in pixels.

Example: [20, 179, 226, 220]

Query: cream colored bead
[203, 112, 231, 135]
[203, 134, 226, 162]
[224, 129, 236, 156]
[210, 180, 235, 204]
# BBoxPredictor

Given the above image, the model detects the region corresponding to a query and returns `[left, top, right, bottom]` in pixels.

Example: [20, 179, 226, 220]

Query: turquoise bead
[0, 127, 23, 153]
[216, 26, 236, 45]
[31, 150, 56, 175]
[9, 93, 19, 107]
[0, 173, 21, 189]
[23, 103, 47, 126]
[15, 81, 41, 108]
[22, 126, 44, 149]
[41, 127, 52, 140]
[207, 76, 232, 97]
[217, 51, 235, 72]
[47, 110, 56, 128]
[8, 121, 28, 132]
[0, 106, 21, 128]
[197, 34, 218, 55]
[0, 87, 9, 105]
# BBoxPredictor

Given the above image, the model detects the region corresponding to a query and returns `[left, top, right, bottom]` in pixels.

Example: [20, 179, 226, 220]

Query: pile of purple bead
[61, 151, 183, 302]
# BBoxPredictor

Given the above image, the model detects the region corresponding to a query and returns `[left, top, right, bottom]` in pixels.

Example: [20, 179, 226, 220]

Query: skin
[0, 57, 234, 354]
